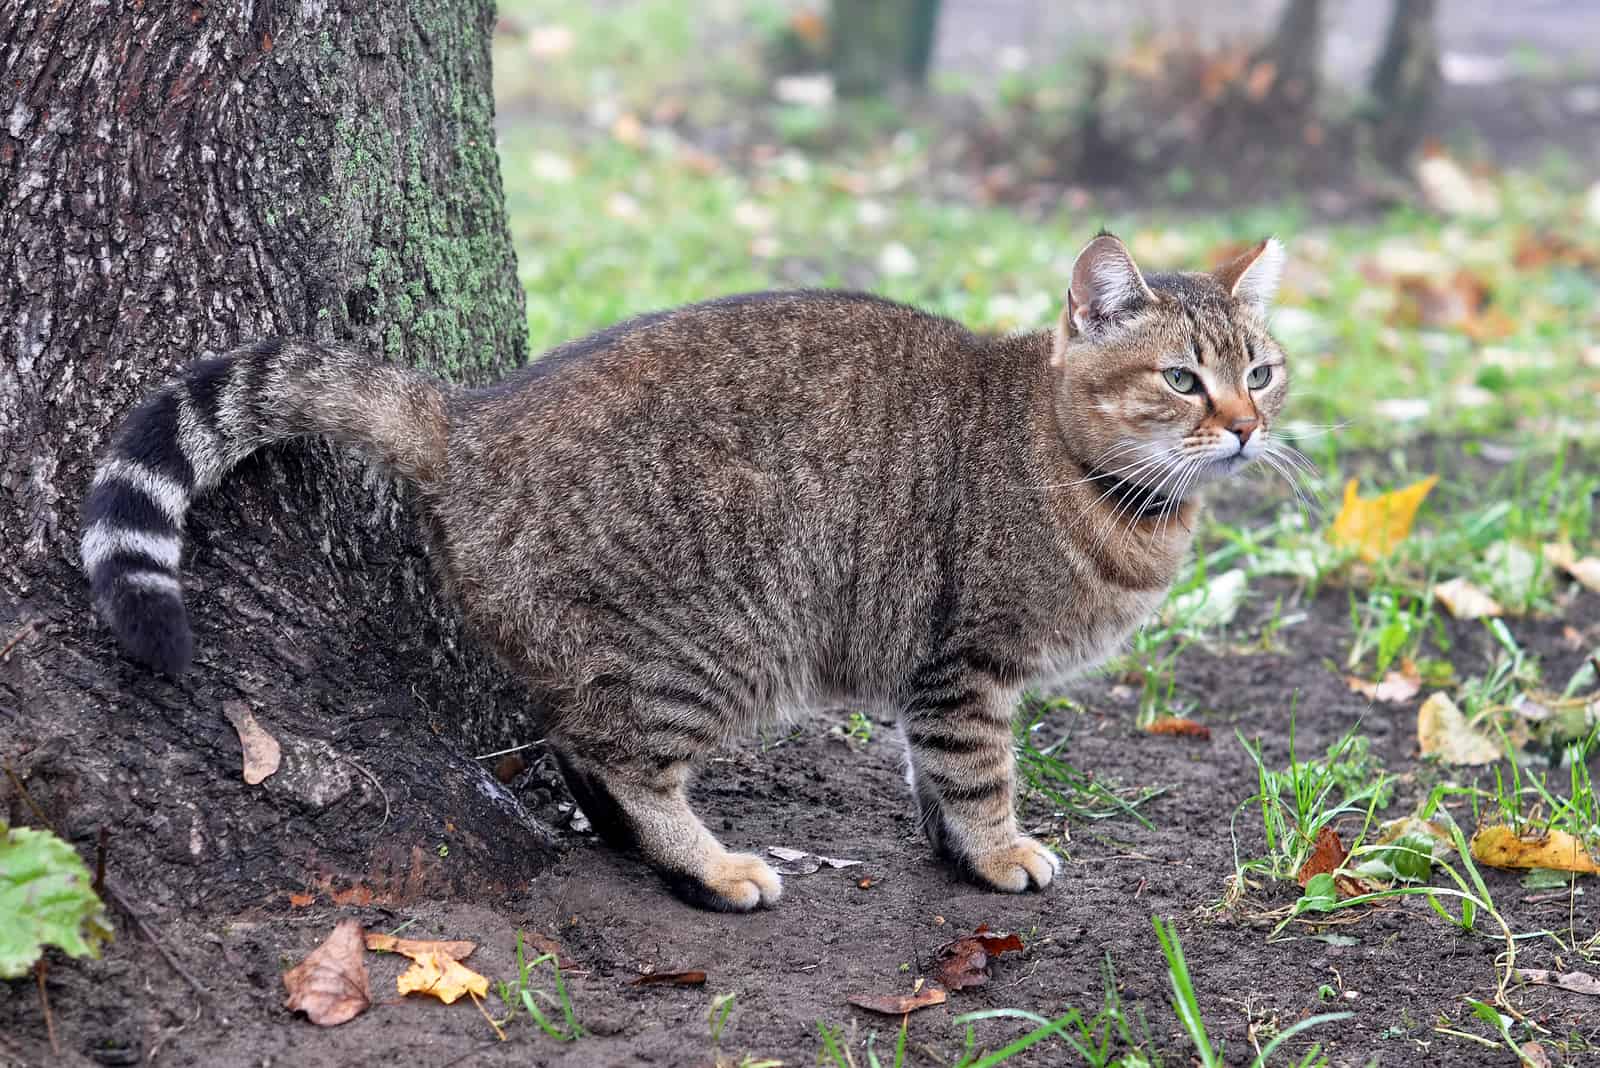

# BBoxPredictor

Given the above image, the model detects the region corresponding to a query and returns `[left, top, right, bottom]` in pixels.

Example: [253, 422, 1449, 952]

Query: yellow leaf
[1328, 476, 1438, 562]
[1417, 692, 1501, 765]
[1432, 576, 1503, 620]
[396, 950, 490, 1005]
[1470, 825, 1600, 875]
[364, 932, 475, 962]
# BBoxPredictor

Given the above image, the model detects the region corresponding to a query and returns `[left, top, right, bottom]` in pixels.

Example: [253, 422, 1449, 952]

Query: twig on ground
[103, 880, 212, 1001]
[36, 960, 58, 1057]
[1, 618, 36, 661]
[342, 757, 392, 829]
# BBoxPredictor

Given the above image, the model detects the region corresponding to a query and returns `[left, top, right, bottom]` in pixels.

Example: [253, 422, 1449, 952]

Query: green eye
[1247, 365, 1273, 389]
[1163, 368, 1200, 394]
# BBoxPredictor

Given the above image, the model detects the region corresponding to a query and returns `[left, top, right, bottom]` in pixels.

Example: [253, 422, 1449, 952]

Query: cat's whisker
[1257, 450, 1317, 520]
[1109, 451, 1189, 549]
[1079, 450, 1179, 528]
[1031, 440, 1161, 491]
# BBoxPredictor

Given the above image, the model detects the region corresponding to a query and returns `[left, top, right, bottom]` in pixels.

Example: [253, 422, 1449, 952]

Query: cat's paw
[666, 851, 783, 912]
[965, 836, 1060, 893]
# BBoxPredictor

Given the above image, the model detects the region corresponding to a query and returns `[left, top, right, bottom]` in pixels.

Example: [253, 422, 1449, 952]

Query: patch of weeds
[951, 953, 1159, 1067]
[831, 710, 874, 748]
[1153, 916, 1349, 1067]
[1230, 709, 1393, 889]
[1014, 698, 1166, 828]
[1344, 586, 1437, 678]
[1484, 723, 1600, 848]
[493, 930, 583, 1041]
[1433, 1000, 1545, 1064]
[817, 1018, 907, 1068]
[1456, 619, 1544, 722]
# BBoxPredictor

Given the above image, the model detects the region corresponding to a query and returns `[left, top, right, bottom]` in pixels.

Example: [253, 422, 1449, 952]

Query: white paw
[968, 836, 1060, 893]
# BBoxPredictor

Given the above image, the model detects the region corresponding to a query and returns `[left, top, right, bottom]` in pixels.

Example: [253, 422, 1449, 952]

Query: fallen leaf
[1417, 692, 1501, 765]
[1142, 717, 1211, 740]
[1297, 827, 1348, 888]
[288, 892, 314, 908]
[1433, 577, 1503, 620]
[1346, 663, 1422, 703]
[1328, 477, 1438, 562]
[364, 932, 475, 962]
[396, 950, 489, 1005]
[224, 700, 280, 785]
[1544, 543, 1600, 593]
[934, 928, 1025, 991]
[1471, 825, 1600, 875]
[1521, 1042, 1553, 1068]
[283, 919, 371, 1026]
[1162, 568, 1248, 629]
[767, 846, 863, 876]
[521, 931, 577, 970]
[1415, 152, 1501, 218]
[1514, 969, 1600, 997]
[632, 970, 707, 987]
[847, 985, 947, 1015]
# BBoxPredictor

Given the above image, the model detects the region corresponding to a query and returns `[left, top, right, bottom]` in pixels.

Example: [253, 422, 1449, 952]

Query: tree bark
[1251, 0, 1324, 113]
[830, 0, 943, 97]
[1366, 0, 1441, 164]
[0, 0, 553, 928]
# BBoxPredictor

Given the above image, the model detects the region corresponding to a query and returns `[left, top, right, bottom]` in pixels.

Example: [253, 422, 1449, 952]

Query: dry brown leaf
[847, 984, 947, 1015]
[631, 970, 707, 987]
[1296, 826, 1348, 887]
[364, 932, 475, 962]
[934, 927, 1025, 991]
[1471, 825, 1600, 875]
[396, 950, 490, 1005]
[1417, 692, 1501, 765]
[282, 919, 371, 1026]
[1433, 577, 1504, 620]
[1346, 663, 1422, 703]
[1328, 477, 1437, 562]
[521, 931, 577, 970]
[1520, 1042, 1553, 1068]
[1142, 717, 1211, 740]
[1544, 543, 1600, 593]
[224, 700, 280, 785]
[1515, 969, 1600, 997]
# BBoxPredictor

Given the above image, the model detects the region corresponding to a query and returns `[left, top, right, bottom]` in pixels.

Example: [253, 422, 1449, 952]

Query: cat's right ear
[1054, 233, 1152, 364]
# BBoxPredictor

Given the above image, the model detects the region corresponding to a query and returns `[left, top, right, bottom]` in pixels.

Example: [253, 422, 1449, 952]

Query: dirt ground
[5, 558, 1598, 1066]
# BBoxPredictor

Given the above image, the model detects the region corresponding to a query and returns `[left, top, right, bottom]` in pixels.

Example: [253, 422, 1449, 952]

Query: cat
[81, 232, 1291, 911]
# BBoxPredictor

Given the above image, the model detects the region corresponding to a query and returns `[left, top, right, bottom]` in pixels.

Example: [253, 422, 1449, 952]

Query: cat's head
[1050, 231, 1290, 501]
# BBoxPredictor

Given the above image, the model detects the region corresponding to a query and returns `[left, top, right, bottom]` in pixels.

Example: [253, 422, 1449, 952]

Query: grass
[492, 930, 583, 1041]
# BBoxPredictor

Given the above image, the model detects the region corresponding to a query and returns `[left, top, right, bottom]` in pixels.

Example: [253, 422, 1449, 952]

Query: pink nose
[1228, 416, 1258, 445]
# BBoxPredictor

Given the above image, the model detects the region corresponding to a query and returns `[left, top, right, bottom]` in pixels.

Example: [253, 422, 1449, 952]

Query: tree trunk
[1251, 0, 1324, 113]
[0, 0, 553, 942]
[830, 0, 943, 97]
[1366, 0, 1441, 164]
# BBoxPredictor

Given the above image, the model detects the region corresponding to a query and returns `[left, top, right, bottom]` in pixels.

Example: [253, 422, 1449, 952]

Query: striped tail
[81, 337, 450, 676]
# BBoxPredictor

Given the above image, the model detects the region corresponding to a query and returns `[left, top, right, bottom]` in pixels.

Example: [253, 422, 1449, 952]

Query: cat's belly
[1023, 588, 1167, 693]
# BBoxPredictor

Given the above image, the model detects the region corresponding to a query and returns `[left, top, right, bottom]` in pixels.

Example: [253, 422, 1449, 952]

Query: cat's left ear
[1213, 237, 1286, 317]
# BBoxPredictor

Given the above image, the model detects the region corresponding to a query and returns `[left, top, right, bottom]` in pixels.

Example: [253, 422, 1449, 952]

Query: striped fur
[81, 338, 447, 675]
[83, 233, 1294, 911]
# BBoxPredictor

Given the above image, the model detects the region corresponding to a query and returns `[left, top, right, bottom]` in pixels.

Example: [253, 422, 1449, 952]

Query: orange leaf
[1296, 827, 1348, 887]
[1143, 717, 1212, 739]
[934, 929, 1025, 991]
[1328, 476, 1437, 562]
[632, 970, 707, 987]
[364, 932, 476, 962]
[848, 984, 947, 1015]
[1470, 825, 1600, 874]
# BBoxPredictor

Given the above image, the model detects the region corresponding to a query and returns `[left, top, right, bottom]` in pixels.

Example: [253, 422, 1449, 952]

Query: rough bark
[830, 0, 943, 97]
[1366, 0, 1441, 164]
[1252, 0, 1324, 112]
[0, 0, 554, 923]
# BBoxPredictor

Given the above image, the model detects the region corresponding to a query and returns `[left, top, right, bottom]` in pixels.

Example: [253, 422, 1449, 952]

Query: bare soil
[4, 555, 1598, 1067]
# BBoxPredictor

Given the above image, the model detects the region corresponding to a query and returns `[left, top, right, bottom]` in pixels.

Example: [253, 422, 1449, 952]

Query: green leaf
[1293, 873, 1339, 915]
[0, 824, 113, 978]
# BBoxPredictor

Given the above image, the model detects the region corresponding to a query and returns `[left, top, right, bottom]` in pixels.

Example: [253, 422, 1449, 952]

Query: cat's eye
[1163, 368, 1200, 395]
[1246, 365, 1273, 389]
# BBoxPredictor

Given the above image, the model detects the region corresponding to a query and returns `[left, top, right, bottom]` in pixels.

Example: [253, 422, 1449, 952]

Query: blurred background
[488, 0, 1600, 450]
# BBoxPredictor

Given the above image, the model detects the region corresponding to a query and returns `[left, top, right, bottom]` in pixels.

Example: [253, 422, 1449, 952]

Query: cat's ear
[1214, 237, 1286, 317]
[1056, 233, 1153, 359]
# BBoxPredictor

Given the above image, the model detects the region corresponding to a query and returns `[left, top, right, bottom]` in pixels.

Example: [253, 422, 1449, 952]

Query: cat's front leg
[901, 683, 1060, 892]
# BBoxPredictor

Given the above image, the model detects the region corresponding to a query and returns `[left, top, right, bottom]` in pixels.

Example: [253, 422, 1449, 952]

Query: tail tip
[102, 585, 194, 677]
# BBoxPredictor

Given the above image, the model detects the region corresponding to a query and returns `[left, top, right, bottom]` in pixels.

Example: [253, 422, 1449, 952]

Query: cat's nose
[1227, 416, 1259, 446]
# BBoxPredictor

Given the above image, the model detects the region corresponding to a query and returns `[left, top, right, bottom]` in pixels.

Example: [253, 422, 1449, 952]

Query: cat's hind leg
[901, 682, 1060, 892]
[553, 750, 782, 911]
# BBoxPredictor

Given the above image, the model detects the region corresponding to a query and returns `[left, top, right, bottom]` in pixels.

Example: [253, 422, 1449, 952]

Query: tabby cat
[82, 232, 1290, 911]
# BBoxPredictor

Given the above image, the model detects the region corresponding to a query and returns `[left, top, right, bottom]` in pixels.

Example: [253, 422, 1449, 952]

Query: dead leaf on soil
[1417, 692, 1501, 765]
[1142, 717, 1211, 740]
[521, 931, 577, 970]
[364, 932, 475, 962]
[283, 919, 371, 1026]
[847, 983, 948, 1015]
[224, 700, 281, 785]
[395, 950, 490, 1005]
[1415, 151, 1501, 218]
[1513, 230, 1600, 272]
[1514, 969, 1600, 997]
[1297, 827, 1348, 887]
[1433, 577, 1504, 620]
[1543, 543, 1600, 593]
[768, 846, 863, 876]
[934, 927, 1025, 991]
[1471, 825, 1600, 875]
[1346, 661, 1422, 704]
[1328, 477, 1437, 562]
[1521, 1042, 1553, 1068]
[631, 970, 707, 987]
